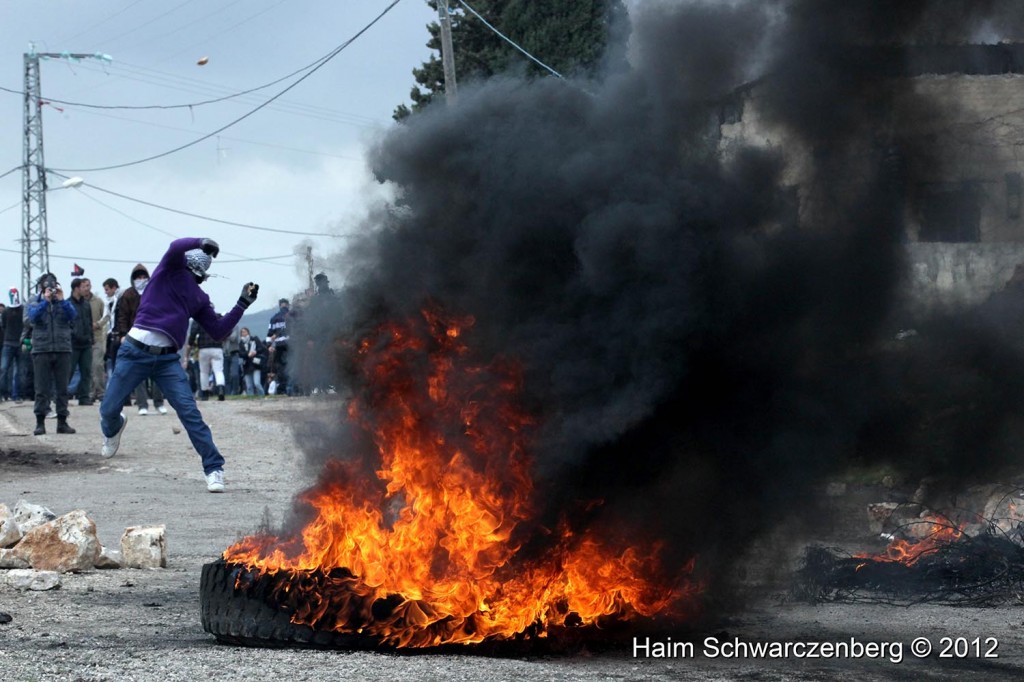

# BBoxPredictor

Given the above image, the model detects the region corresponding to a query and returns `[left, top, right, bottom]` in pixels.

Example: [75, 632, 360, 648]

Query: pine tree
[394, 0, 626, 120]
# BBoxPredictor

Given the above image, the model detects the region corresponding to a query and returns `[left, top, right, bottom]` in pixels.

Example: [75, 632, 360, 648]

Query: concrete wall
[904, 241, 1024, 310]
[719, 72, 1024, 310]
[901, 75, 1024, 243]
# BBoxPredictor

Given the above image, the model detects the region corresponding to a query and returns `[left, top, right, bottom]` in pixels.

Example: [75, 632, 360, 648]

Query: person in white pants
[188, 319, 227, 400]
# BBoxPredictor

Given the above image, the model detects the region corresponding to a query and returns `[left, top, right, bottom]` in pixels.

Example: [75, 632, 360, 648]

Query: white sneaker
[101, 413, 127, 458]
[156, 405, 167, 415]
[46, 410, 56, 419]
[205, 470, 225, 493]
[138, 407, 149, 416]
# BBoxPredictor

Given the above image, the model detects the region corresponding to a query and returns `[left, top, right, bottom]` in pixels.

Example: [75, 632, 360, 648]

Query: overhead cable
[76, 181, 342, 238]
[61, 190, 294, 267]
[46, 169, 350, 238]
[48, 0, 404, 173]
[0, 37, 343, 112]
[455, 0, 564, 79]
[65, 106, 368, 157]
[0, 245, 293, 265]
[55, 0, 147, 45]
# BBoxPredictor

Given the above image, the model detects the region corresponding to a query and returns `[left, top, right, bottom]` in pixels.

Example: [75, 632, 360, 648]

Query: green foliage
[394, 0, 625, 120]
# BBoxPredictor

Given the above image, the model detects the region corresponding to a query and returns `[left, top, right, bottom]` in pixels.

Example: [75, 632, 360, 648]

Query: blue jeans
[0, 344, 20, 399]
[244, 370, 265, 397]
[100, 342, 225, 475]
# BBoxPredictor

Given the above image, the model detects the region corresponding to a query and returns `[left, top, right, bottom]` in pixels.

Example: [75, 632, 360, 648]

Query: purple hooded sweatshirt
[131, 238, 244, 349]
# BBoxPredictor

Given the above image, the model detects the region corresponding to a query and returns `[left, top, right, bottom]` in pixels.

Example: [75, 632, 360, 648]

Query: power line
[85, 0, 204, 49]
[0, 165, 22, 181]
[36, 71, 385, 129]
[0, 245, 293, 265]
[0, 35, 353, 113]
[0, 54, 384, 128]
[59, 107, 365, 161]
[55, 0, 148, 45]
[52, 189, 294, 268]
[455, 0, 564, 79]
[48, 0, 404, 173]
[72, 181, 344, 238]
[111, 0, 250, 54]
[147, 1, 291, 69]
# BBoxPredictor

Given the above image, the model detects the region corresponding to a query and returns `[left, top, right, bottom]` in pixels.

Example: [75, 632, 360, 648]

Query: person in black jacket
[266, 298, 290, 395]
[114, 264, 166, 415]
[0, 288, 25, 401]
[26, 273, 76, 435]
[68, 278, 95, 405]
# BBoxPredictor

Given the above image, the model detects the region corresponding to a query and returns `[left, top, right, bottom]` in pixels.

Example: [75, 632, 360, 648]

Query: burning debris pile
[219, 309, 698, 648]
[795, 494, 1024, 606]
[208, 0, 1024, 649]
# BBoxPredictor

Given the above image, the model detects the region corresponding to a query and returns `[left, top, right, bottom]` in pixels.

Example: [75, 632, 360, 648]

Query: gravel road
[2, 397, 1023, 681]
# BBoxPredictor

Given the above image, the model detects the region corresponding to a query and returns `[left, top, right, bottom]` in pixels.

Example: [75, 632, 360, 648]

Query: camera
[40, 274, 58, 293]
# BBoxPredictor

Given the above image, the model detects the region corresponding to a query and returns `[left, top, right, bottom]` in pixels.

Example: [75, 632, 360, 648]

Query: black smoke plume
[290, 0, 1024, 606]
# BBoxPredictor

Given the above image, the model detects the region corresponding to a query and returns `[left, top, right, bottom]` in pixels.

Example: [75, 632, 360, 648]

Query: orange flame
[225, 307, 697, 647]
[854, 514, 965, 566]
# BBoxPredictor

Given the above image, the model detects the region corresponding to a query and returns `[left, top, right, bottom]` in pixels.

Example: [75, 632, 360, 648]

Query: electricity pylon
[21, 46, 109, 297]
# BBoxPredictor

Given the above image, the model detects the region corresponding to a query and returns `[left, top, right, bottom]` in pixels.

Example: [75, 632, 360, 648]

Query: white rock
[11, 500, 57, 533]
[0, 514, 23, 548]
[0, 547, 30, 569]
[95, 546, 122, 569]
[6, 569, 61, 591]
[866, 502, 901, 535]
[120, 525, 167, 569]
[983, 492, 1024, 537]
[12, 509, 101, 573]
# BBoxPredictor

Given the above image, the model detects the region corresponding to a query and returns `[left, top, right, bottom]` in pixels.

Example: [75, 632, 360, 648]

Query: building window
[719, 96, 744, 125]
[1006, 172, 1022, 220]
[917, 182, 980, 242]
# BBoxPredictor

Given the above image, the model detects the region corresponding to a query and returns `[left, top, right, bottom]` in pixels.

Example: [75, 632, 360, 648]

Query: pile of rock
[0, 500, 167, 591]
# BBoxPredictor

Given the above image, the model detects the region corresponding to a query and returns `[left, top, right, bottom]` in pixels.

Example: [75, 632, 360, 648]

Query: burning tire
[200, 559, 379, 649]
[201, 559, 635, 652]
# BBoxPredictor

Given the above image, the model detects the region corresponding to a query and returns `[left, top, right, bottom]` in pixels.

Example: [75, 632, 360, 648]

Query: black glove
[200, 238, 220, 258]
[237, 282, 259, 309]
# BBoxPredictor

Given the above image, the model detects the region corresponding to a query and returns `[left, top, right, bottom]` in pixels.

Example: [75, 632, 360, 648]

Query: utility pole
[21, 47, 110, 297]
[437, 0, 458, 103]
[306, 246, 314, 294]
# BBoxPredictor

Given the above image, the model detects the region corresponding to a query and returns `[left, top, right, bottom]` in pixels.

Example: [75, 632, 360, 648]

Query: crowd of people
[0, 238, 340, 493]
[0, 272, 333, 412]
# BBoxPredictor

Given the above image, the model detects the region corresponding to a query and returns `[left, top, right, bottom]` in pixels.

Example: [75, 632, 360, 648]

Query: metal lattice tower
[21, 51, 48, 299]
[21, 48, 108, 297]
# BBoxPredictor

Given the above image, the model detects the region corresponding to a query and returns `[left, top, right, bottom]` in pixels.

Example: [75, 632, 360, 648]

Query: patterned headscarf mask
[184, 249, 212, 282]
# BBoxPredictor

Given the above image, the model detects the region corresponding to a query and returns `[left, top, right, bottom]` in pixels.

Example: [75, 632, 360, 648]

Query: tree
[394, 0, 626, 120]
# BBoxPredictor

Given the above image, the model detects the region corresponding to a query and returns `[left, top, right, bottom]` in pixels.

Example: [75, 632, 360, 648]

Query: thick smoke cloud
[294, 0, 1024, 601]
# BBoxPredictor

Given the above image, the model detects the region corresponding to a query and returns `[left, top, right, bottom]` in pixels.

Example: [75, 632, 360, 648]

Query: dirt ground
[2, 397, 1024, 681]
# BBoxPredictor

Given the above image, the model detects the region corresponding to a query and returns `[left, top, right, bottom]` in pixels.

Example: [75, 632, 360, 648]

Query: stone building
[719, 44, 1024, 312]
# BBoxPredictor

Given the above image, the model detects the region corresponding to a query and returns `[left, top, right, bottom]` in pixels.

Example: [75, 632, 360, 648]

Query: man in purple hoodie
[99, 237, 260, 493]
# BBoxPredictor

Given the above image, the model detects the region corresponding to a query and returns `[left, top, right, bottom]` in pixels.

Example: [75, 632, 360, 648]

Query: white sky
[0, 0, 436, 308]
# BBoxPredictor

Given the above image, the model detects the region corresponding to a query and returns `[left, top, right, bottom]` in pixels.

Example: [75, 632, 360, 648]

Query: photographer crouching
[27, 272, 77, 435]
